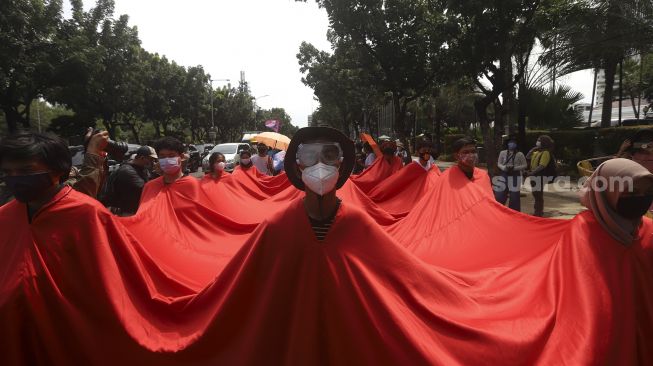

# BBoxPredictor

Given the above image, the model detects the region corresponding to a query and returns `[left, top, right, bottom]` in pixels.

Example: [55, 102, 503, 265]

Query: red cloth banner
[1, 164, 652, 365]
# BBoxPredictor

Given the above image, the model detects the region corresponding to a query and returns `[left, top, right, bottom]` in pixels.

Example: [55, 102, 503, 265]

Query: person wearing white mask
[205, 152, 228, 180]
[494, 137, 527, 211]
[152, 137, 187, 185]
[284, 127, 355, 241]
[236, 150, 254, 171]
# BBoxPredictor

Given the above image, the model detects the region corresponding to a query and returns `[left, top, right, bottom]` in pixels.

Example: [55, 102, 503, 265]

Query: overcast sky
[65, 1, 595, 128]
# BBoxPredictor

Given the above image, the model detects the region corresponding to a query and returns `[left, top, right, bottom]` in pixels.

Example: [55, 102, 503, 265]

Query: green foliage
[543, 0, 653, 127]
[0, 0, 63, 132]
[299, 0, 450, 139]
[521, 86, 583, 129]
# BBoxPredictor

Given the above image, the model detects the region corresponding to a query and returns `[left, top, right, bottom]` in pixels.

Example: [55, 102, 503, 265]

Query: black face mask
[3, 172, 55, 203]
[617, 195, 653, 219]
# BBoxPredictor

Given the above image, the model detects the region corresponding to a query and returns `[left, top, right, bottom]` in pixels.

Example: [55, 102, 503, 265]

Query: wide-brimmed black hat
[284, 127, 355, 191]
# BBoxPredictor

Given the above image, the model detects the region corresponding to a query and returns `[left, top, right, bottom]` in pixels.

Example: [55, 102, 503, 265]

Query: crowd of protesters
[2, 128, 652, 220]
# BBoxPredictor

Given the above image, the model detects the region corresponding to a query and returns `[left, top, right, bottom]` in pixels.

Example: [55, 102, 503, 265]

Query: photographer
[65, 128, 110, 198]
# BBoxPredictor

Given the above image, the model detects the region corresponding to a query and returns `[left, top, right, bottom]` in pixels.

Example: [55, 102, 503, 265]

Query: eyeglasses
[297, 143, 343, 167]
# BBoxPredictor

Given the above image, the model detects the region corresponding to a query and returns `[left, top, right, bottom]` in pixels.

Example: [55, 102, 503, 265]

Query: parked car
[202, 143, 252, 172]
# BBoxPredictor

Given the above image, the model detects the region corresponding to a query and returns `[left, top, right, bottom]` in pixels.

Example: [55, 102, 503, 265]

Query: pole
[36, 99, 41, 132]
[638, 55, 643, 119]
[210, 84, 214, 128]
[588, 68, 598, 127]
[618, 58, 623, 126]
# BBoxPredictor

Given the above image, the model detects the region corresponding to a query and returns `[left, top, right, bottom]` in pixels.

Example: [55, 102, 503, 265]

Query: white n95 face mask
[301, 163, 339, 196]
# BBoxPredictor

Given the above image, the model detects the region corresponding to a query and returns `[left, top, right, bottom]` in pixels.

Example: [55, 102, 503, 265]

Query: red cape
[350, 156, 404, 193]
[2, 166, 653, 364]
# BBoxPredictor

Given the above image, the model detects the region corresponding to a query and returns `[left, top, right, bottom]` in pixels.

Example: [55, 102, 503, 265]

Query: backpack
[542, 152, 558, 182]
[99, 166, 122, 207]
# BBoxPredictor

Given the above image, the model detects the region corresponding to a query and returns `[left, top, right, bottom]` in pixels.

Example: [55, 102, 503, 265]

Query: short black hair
[208, 152, 225, 171]
[153, 136, 185, 155]
[451, 137, 476, 153]
[417, 142, 434, 151]
[0, 131, 72, 182]
[257, 142, 267, 148]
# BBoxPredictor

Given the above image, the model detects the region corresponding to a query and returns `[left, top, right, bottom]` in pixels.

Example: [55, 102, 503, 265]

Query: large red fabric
[350, 156, 404, 193]
[1, 163, 653, 365]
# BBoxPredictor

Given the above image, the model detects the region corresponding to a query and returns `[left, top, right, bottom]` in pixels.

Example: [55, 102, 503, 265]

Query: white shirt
[251, 154, 272, 176]
[497, 149, 527, 172]
[364, 153, 376, 167]
[414, 160, 433, 171]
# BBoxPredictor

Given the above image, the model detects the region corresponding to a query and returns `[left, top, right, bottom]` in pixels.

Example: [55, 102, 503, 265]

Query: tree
[620, 53, 653, 119]
[521, 85, 583, 129]
[0, 0, 63, 133]
[444, 0, 552, 172]
[212, 82, 256, 142]
[48, 0, 145, 141]
[544, 0, 653, 127]
[297, 39, 381, 138]
[300, 0, 449, 142]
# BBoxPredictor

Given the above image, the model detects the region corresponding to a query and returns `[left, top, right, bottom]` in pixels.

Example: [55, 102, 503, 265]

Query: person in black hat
[103, 145, 157, 216]
[284, 126, 355, 241]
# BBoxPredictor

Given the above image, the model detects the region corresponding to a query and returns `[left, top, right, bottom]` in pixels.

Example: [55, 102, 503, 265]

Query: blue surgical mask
[3, 172, 55, 202]
[508, 142, 517, 150]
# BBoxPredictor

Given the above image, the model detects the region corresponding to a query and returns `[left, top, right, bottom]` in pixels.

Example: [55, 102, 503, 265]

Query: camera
[83, 129, 129, 159]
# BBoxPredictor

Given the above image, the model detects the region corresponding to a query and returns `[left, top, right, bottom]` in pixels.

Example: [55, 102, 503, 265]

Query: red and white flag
[264, 119, 281, 132]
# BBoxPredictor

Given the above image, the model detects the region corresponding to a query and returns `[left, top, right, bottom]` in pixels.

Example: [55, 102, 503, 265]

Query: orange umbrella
[360, 133, 382, 158]
[254, 132, 291, 151]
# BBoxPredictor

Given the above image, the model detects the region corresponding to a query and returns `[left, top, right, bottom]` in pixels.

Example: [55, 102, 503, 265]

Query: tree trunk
[601, 57, 619, 128]
[393, 95, 408, 141]
[500, 53, 514, 135]
[434, 110, 443, 157]
[492, 100, 506, 176]
[2, 107, 24, 134]
[475, 98, 497, 174]
[517, 83, 527, 148]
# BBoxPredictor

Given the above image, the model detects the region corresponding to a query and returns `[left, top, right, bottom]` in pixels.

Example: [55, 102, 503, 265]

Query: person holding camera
[65, 127, 110, 198]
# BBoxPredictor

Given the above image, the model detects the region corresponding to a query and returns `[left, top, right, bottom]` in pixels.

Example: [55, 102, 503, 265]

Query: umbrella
[253, 132, 291, 151]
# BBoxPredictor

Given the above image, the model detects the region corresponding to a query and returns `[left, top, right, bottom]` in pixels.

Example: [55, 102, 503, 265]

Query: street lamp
[252, 94, 271, 130]
[209, 78, 230, 142]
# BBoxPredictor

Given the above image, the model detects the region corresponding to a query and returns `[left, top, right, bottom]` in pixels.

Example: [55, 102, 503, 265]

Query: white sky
[64, 1, 595, 127]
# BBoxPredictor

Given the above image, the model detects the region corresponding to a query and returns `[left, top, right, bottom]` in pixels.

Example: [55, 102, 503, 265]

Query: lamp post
[209, 78, 230, 142]
[252, 94, 270, 130]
